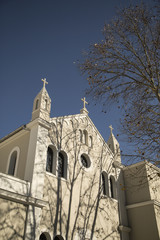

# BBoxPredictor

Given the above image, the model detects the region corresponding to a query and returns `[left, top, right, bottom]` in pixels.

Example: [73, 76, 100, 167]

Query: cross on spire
[81, 97, 88, 109]
[109, 125, 114, 134]
[41, 78, 48, 88]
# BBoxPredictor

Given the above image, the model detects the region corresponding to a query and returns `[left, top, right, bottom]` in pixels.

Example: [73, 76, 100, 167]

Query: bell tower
[32, 78, 51, 122]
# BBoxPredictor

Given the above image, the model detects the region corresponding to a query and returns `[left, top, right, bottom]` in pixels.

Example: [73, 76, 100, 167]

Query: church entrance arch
[54, 235, 64, 240]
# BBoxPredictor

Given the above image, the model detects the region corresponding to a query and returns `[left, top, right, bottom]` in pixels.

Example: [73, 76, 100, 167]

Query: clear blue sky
[0, 0, 154, 157]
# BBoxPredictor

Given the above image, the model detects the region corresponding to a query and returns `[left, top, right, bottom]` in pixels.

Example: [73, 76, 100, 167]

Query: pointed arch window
[58, 151, 67, 179]
[101, 171, 109, 196]
[46, 147, 53, 173]
[109, 176, 117, 199]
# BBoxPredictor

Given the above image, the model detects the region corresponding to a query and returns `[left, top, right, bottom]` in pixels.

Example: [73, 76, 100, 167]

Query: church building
[0, 79, 160, 240]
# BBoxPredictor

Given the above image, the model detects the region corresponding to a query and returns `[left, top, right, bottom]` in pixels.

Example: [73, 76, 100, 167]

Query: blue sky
[0, 0, 154, 158]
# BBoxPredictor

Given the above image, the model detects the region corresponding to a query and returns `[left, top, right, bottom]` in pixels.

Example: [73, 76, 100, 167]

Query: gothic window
[8, 151, 17, 176]
[58, 151, 67, 179]
[35, 99, 39, 110]
[46, 147, 53, 173]
[80, 154, 91, 168]
[109, 176, 117, 199]
[101, 171, 109, 196]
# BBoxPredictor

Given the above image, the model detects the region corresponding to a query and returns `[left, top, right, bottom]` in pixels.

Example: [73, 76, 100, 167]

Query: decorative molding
[118, 225, 131, 233]
[0, 188, 47, 208]
[126, 199, 160, 209]
[113, 161, 124, 169]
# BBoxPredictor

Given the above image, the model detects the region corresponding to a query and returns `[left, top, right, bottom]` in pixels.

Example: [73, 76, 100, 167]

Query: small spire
[41, 78, 48, 88]
[109, 125, 114, 134]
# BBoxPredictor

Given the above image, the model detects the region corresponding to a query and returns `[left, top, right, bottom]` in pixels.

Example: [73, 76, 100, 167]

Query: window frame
[101, 171, 109, 196]
[46, 145, 57, 175]
[109, 175, 117, 199]
[79, 153, 91, 170]
[57, 151, 68, 179]
[6, 146, 20, 177]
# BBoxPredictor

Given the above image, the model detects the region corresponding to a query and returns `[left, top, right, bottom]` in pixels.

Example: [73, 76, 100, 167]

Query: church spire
[32, 78, 51, 122]
[107, 125, 121, 162]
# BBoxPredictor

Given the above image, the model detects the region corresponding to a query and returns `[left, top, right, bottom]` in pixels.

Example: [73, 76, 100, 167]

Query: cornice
[126, 199, 160, 209]
[0, 188, 47, 208]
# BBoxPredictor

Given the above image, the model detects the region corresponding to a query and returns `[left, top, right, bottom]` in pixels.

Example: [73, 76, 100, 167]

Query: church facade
[0, 80, 160, 240]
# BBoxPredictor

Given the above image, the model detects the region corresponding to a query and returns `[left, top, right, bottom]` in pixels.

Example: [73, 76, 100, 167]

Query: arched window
[88, 136, 93, 148]
[40, 233, 47, 240]
[58, 151, 67, 179]
[83, 130, 88, 145]
[45, 99, 47, 110]
[8, 151, 17, 176]
[46, 147, 53, 173]
[54, 235, 64, 240]
[79, 129, 82, 143]
[101, 171, 109, 196]
[109, 176, 117, 199]
[39, 232, 51, 240]
[35, 99, 39, 110]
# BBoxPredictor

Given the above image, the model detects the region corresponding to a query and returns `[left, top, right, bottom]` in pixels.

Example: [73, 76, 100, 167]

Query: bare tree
[79, 2, 160, 165]
[41, 116, 121, 240]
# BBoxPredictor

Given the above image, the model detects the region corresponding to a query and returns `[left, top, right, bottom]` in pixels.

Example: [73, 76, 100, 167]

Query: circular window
[80, 154, 91, 168]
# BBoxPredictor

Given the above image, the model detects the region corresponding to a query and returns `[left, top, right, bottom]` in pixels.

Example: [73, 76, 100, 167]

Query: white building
[0, 79, 160, 240]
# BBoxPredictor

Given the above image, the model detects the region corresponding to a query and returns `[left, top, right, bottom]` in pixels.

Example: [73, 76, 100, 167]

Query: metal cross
[81, 97, 88, 109]
[109, 125, 114, 134]
[41, 78, 48, 88]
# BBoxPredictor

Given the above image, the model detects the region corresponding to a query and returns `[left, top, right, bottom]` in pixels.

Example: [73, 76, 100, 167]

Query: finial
[41, 78, 48, 88]
[81, 97, 88, 109]
[109, 125, 114, 134]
